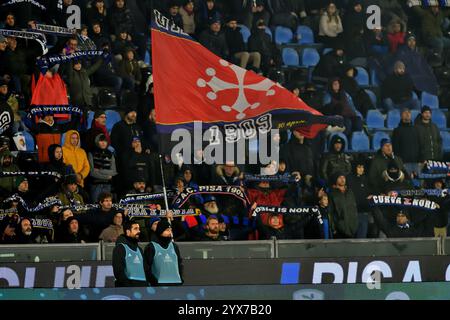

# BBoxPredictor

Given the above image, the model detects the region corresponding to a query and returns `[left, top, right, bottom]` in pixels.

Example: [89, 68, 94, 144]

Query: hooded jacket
[368, 149, 407, 194]
[112, 234, 148, 287]
[40, 144, 75, 198]
[82, 117, 111, 153]
[35, 117, 62, 163]
[212, 165, 241, 185]
[62, 130, 90, 187]
[320, 135, 353, 183]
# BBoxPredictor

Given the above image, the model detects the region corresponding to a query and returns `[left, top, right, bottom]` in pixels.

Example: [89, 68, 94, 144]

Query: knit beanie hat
[155, 217, 171, 237]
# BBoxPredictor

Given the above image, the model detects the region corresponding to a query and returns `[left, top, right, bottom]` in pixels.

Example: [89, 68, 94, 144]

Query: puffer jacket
[320, 135, 353, 183]
[62, 130, 90, 187]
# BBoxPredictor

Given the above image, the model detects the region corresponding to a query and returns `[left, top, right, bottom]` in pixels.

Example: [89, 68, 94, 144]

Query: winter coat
[347, 173, 371, 212]
[82, 118, 111, 153]
[280, 136, 314, 176]
[343, 6, 367, 58]
[4, 47, 27, 76]
[313, 50, 346, 79]
[110, 120, 144, 157]
[381, 72, 414, 104]
[64, 59, 103, 108]
[99, 224, 124, 243]
[87, 136, 117, 185]
[225, 27, 246, 55]
[371, 206, 428, 238]
[395, 46, 438, 95]
[118, 59, 142, 83]
[211, 165, 241, 185]
[0, 151, 20, 194]
[248, 29, 276, 60]
[112, 234, 148, 287]
[414, 116, 443, 161]
[319, 12, 343, 37]
[320, 135, 353, 183]
[368, 149, 407, 194]
[329, 187, 358, 238]
[109, 3, 135, 36]
[199, 29, 229, 59]
[62, 130, 90, 187]
[412, 6, 450, 39]
[78, 207, 119, 242]
[34, 119, 62, 164]
[179, 6, 196, 35]
[392, 120, 420, 163]
[381, 170, 413, 194]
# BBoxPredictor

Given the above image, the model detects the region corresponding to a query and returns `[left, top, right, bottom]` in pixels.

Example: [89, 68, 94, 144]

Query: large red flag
[151, 11, 341, 156]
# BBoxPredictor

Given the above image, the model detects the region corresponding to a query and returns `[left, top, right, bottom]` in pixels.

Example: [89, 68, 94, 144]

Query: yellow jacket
[62, 130, 90, 187]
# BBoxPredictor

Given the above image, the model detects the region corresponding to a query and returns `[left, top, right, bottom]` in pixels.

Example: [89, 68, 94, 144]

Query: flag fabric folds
[151, 10, 342, 159]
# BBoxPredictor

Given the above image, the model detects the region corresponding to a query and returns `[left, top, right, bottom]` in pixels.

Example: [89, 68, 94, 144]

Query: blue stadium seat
[322, 47, 333, 55]
[372, 131, 390, 150]
[421, 91, 439, 109]
[371, 45, 389, 55]
[327, 132, 348, 152]
[300, 48, 320, 67]
[432, 109, 447, 129]
[412, 91, 419, 101]
[265, 27, 273, 40]
[61, 132, 67, 145]
[22, 131, 35, 151]
[366, 110, 385, 130]
[387, 110, 401, 129]
[239, 24, 251, 43]
[275, 26, 293, 45]
[282, 48, 299, 67]
[365, 89, 377, 108]
[87, 110, 95, 129]
[297, 25, 314, 44]
[441, 131, 450, 152]
[351, 131, 370, 152]
[105, 110, 122, 133]
[370, 69, 380, 86]
[355, 66, 369, 86]
[411, 110, 420, 122]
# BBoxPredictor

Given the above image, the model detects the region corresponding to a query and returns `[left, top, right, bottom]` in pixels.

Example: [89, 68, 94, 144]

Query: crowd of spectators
[0, 0, 449, 246]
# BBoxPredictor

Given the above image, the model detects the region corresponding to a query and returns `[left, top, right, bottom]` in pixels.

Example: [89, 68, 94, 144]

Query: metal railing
[0, 237, 447, 263]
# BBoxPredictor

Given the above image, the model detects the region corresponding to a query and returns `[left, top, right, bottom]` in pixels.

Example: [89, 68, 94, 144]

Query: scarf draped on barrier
[243, 173, 299, 183]
[1, 0, 46, 10]
[394, 189, 449, 198]
[36, 50, 107, 74]
[252, 205, 323, 224]
[369, 195, 439, 211]
[0, 29, 47, 55]
[172, 185, 250, 208]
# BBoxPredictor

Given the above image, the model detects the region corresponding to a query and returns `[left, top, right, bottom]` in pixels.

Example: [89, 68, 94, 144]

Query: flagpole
[159, 154, 170, 211]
